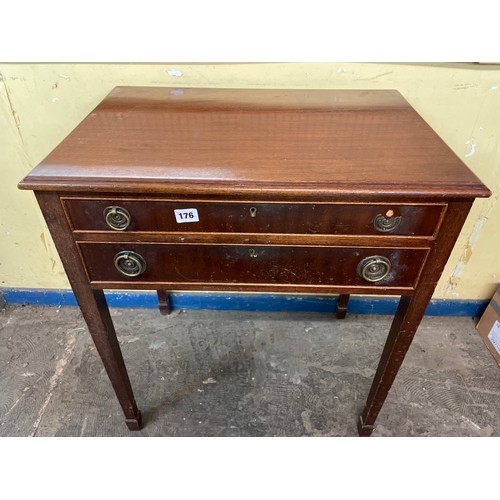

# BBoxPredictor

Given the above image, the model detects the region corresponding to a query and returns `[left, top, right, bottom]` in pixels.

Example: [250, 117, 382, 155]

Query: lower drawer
[79, 243, 428, 289]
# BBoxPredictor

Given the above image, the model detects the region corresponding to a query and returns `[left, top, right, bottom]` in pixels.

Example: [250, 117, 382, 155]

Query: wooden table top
[19, 87, 490, 199]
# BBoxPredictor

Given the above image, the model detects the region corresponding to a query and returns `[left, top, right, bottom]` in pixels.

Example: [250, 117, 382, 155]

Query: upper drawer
[63, 198, 445, 237]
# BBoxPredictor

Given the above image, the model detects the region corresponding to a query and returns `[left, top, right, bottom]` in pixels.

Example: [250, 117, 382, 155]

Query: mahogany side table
[19, 87, 491, 436]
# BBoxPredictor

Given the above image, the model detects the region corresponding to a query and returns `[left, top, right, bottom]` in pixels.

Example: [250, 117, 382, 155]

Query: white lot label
[488, 320, 500, 355]
[174, 208, 199, 223]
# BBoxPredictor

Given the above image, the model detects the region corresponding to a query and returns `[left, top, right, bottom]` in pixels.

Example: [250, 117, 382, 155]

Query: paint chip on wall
[167, 69, 183, 77]
[468, 216, 487, 248]
[464, 140, 476, 158]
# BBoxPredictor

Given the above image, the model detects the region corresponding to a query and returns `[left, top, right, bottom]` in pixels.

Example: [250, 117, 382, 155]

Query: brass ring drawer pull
[104, 206, 131, 230]
[373, 213, 402, 233]
[114, 251, 146, 277]
[357, 255, 391, 282]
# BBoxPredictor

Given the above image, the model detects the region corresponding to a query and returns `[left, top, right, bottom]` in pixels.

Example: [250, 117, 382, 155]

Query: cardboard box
[476, 285, 500, 367]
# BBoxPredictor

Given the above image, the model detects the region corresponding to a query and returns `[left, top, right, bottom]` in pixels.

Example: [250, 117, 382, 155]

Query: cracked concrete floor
[1, 304, 499, 437]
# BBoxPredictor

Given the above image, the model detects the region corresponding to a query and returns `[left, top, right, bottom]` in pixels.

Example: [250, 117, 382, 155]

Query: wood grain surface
[64, 198, 444, 236]
[18, 87, 490, 199]
[78, 242, 428, 289]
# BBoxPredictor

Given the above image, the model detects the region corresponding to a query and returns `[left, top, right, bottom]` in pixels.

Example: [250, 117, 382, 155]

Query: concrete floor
[1, 303, 499, 437]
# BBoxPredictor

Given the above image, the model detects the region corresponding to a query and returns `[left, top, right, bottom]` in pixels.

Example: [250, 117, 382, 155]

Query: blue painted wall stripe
[0, 288, 489, 317]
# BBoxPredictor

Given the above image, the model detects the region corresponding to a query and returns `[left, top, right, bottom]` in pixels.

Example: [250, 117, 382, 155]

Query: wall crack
[0, 71, 25, 147]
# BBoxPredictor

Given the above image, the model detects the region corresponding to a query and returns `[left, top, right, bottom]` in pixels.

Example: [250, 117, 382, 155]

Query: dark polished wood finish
[64, 198, 445, 237]
[79, 243, 428, 289]
[19, 88, 490, 436]
[156, 290, 171, 315]
[336, 294, 350, 320]
[34, 191, 142, 430]
[19, 88, 488, 200]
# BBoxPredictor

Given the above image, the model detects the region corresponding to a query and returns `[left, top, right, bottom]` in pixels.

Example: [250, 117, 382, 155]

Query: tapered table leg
[35, 192, 142, 430]
[336, 294, 350, 319]
[81, 289, 142, 430]
[157, 290, 171, 315]
[358, 200, 474, 436]
[358, 295, 422, 436]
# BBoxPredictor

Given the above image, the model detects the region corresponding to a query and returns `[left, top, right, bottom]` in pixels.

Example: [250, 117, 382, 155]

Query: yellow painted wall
[1, 63, 499, 299]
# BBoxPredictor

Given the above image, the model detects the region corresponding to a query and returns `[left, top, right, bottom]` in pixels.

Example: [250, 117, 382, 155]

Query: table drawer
[65, 199, 444, 237]
[79, 243, 428, 288]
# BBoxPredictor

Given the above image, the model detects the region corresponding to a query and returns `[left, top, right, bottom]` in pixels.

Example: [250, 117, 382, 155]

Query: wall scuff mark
[354, 71, 394, 81]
